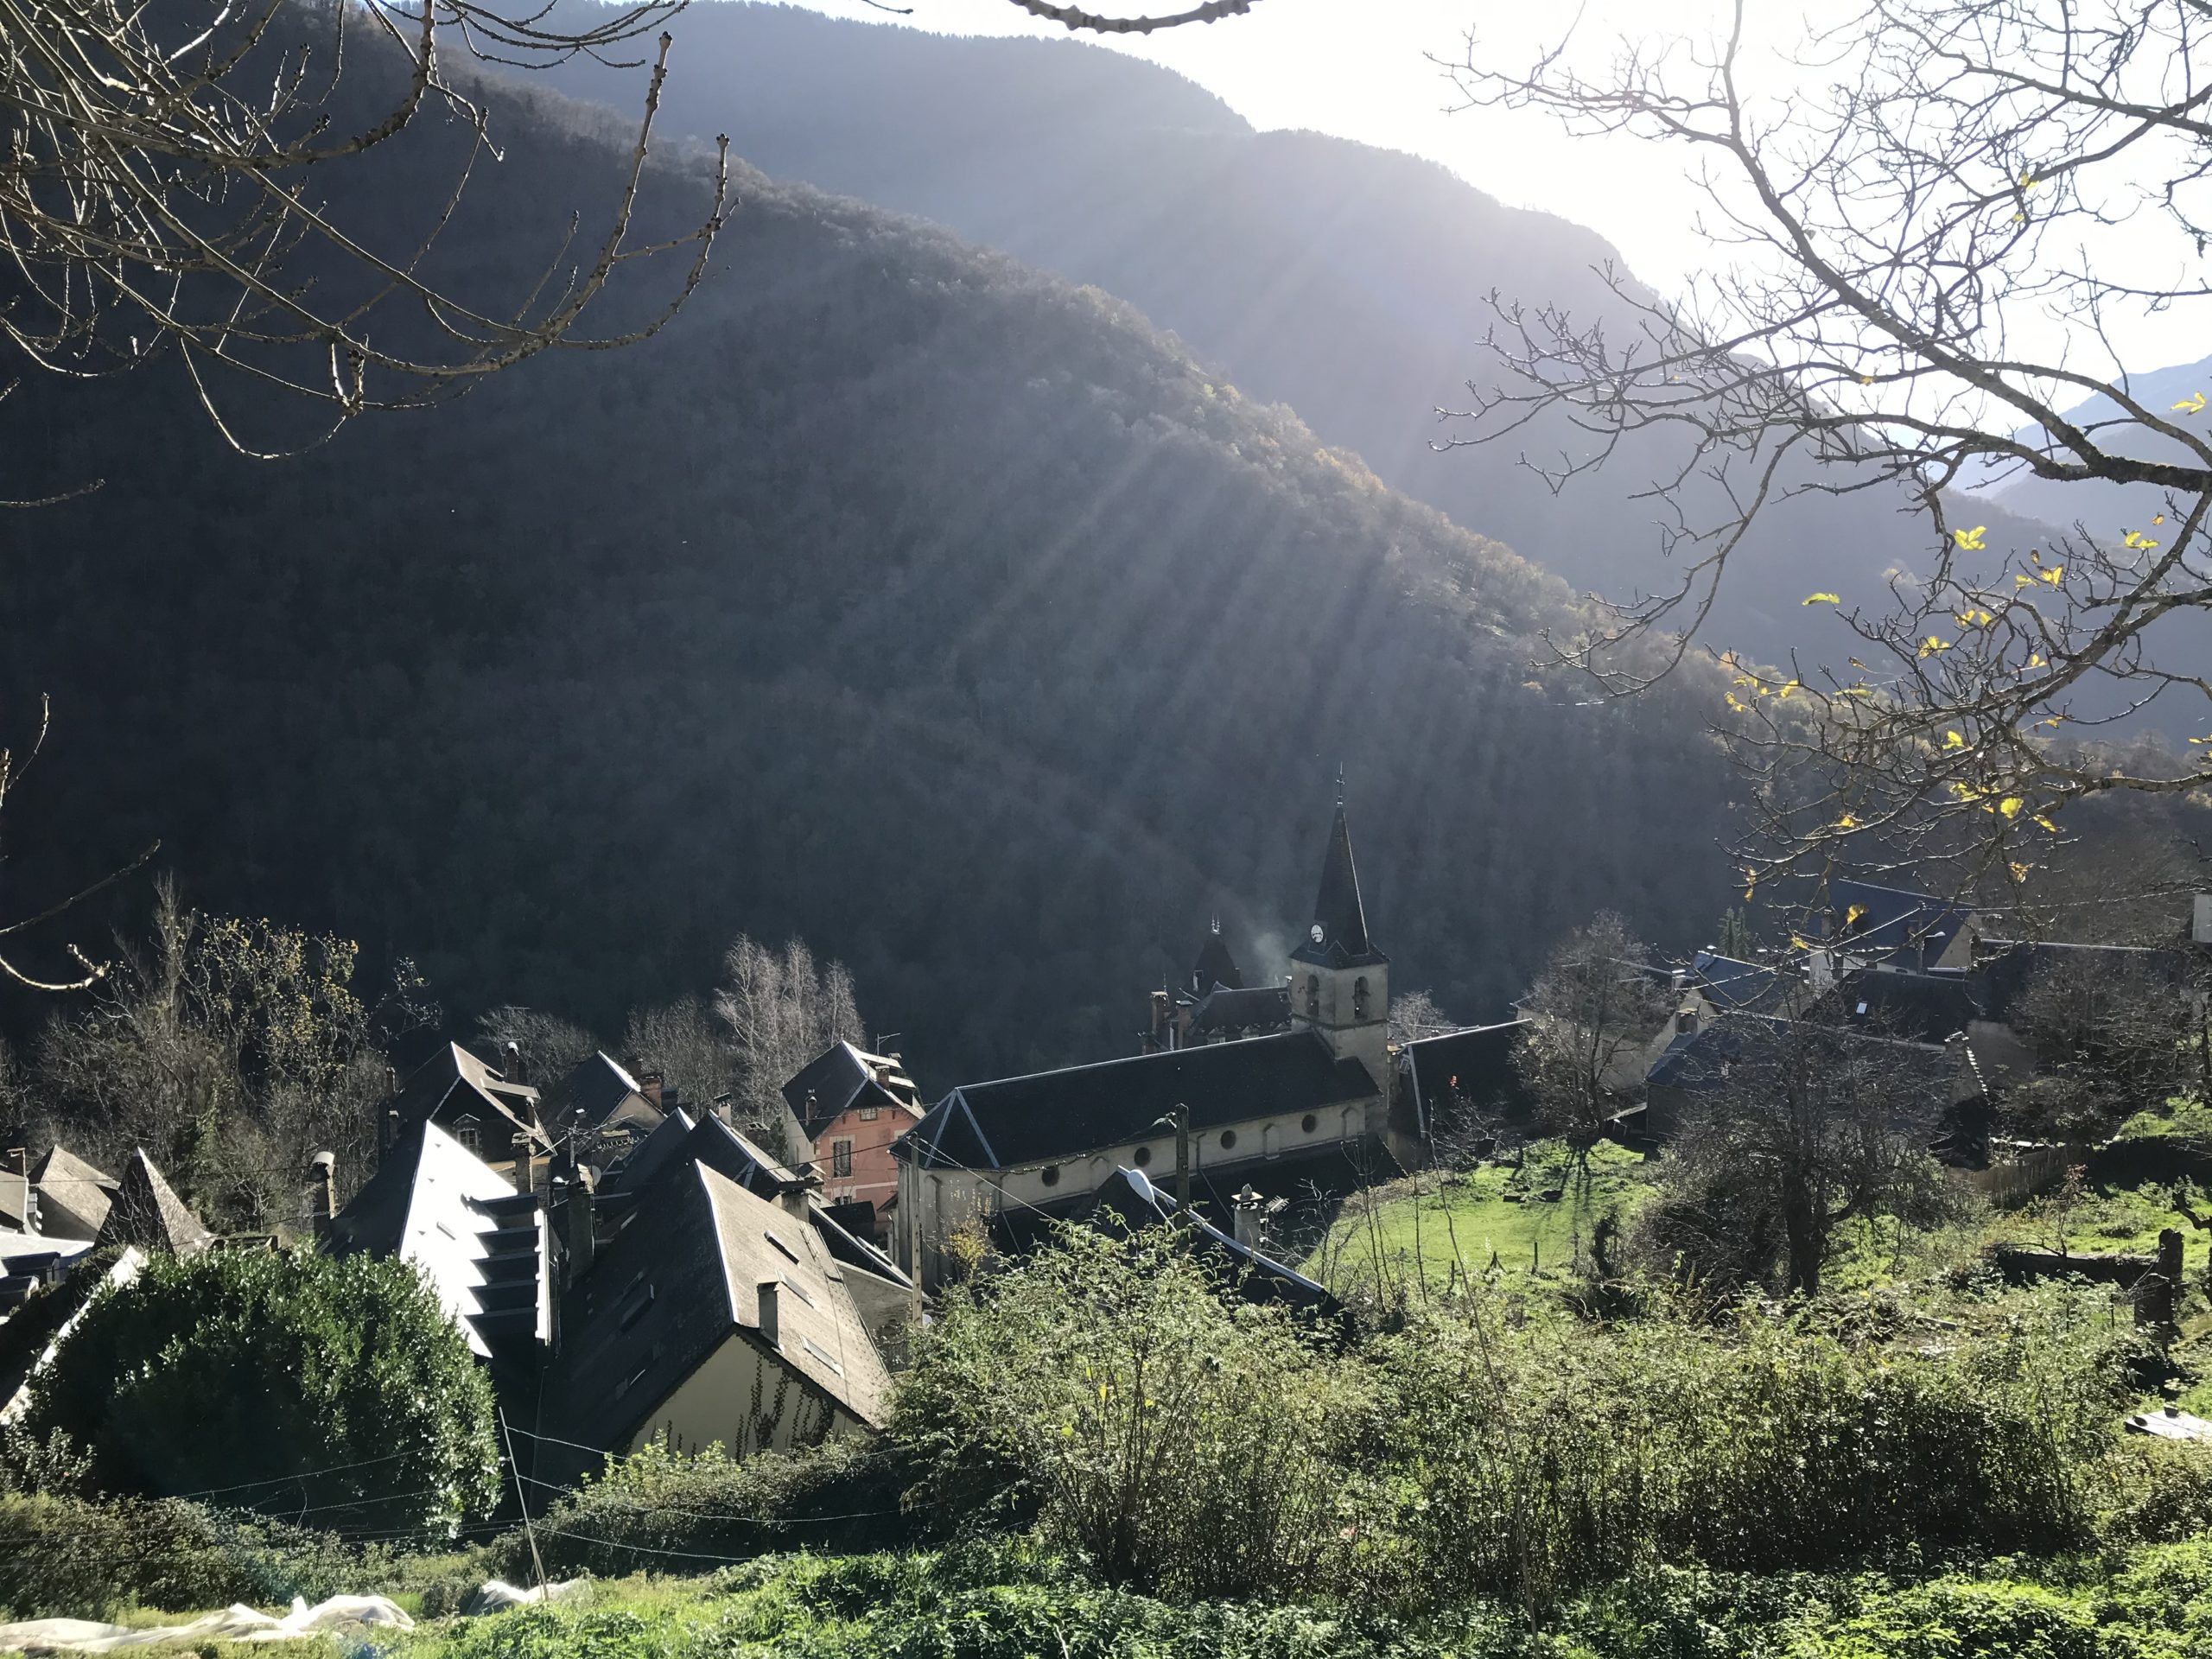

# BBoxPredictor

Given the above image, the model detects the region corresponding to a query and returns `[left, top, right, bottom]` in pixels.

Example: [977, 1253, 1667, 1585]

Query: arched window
[1305, 975, 1320, 1017]
[1353, 976, 1370, 1018]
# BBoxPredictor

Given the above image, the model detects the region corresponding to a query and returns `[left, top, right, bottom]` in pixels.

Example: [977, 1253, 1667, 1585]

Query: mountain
[519, 2, 2055, 683]
[1981, 352, 2212, 531]
[0, 29, 1740, 1089]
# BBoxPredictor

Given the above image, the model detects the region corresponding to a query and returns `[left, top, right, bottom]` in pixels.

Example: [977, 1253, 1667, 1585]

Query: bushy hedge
[511, 1436, 912, 1578]
[25, 1247, 499, 1539]
[0, 1493, 388, 1618]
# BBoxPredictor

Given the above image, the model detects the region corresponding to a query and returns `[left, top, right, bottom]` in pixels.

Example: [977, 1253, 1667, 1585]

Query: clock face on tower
[1309, 923, 1325, 944]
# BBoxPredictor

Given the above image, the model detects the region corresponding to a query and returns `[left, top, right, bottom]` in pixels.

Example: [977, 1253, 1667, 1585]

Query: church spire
[1292, 797, 1384, 969]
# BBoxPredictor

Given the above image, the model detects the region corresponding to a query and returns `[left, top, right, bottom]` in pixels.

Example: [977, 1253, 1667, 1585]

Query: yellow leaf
[1845, 903, 1866, 927]
[2041, 566, 2063, 584]
[2125, 531, 2161, 550]
[1803, 592, 1841, 605]
[1953, 525, 1987, 551]
[1744, 870, 1758, 900]
[1955, 607, 1993, 627]
[2011, 861, 2033, 881]
[1777, 680, 1799, 700]
[1725, 692, 1747, 712]
[1840, 684, 1872, 696]
[1838, 812, 1859, 829]
[1849, 658, 1868, 670]
[1943, 729, 1967, 748]
[1999, 797, 2024, 817]
[1920, 636, 1953, 657]
[1789, 935, 1812, 951]
[2015, 574, 2036, 587]
[2175, 391, 2207, 414]
[1860, 375, 1873, 386]
[2033, 815, 2058, 832]
[2155, 513, 2167, 524]
[2028, 655, 2046, 668]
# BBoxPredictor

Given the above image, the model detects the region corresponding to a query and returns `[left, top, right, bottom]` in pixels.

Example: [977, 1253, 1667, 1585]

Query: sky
[780, 0, 2202, 378]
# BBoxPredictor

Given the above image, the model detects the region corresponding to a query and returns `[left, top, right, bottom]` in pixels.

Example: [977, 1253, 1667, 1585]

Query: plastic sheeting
[0, 1594, 413, 1653]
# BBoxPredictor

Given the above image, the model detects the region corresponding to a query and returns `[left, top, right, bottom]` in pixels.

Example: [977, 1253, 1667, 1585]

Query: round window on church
[1040, 1165, 1060, 1188]
[1218, 1129, 1237, 1151]
[1300, 1113, 1319, 1135]
[1133, 1145, 1153, 1167]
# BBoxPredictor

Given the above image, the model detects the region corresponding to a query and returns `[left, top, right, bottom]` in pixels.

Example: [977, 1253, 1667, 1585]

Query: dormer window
[1353, 976, 1370, 1018]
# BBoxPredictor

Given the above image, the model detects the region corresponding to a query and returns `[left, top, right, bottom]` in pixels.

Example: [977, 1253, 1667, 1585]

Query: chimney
[7, 1140, 33, 1237]
[308, 1151, 337, 1236]
[503, 1039, 525, 1086]
[1232, 1184, 1263, 1250]
[565, 1178, 595, 1281]
[2195, 893, 2212, 947]
[512, 1130, 534, 1196]
[756, 1280, 780, 1347]
[639, 1071, 664, 1110]
[384, 1107, 401, 1150]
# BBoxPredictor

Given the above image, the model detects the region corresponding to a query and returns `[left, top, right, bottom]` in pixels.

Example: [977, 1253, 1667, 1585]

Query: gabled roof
[901, 1028, 1378, 1172]
[780, 1042, 923, 1141]
[1187, 983, 1290, 1037]
[538, 1052, 664, 1136]
[1689, 951, 1798, 1014]
[1400, 1020, 1533, 1137]
[541, 1160, 892, 1465]
[601, 1107, 697, 1198]
[1291, 804, 1387, 970]
[391, 1042, 545, 1152]
[327, 1122, 545, 1361]
[1826, 880, 1972, 963]
[8, 1145, 116, 1238]
[1826, 966, 1987, 1044]
[95, 1150, 212, 1256]
[1086, 1166, 1342, 1318]
[1646, 1014, 1956, 1108]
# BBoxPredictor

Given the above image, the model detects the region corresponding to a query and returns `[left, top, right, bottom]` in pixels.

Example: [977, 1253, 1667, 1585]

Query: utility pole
[1173, 1103, 1191, 1218]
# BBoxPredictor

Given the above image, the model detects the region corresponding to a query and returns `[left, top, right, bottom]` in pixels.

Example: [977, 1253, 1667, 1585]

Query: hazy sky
[779, 0, 2201, 374]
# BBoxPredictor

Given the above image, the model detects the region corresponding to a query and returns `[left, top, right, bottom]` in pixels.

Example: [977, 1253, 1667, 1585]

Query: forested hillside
[521, 2, 2057, 690]
[0, 35, 1738, 1087]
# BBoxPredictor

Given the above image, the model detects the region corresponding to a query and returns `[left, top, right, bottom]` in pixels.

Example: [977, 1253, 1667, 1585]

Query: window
[454, 1119, 480, 1154]
[1040, 1165, 1060, 1188]
[1300, 1113, 1319, 1135]
[1218, 1129, 1237, 1151]
[617, 1282, 656, 1332]
[860, 1106, 880, 1122]
[832, 1139, 854, 1179]
[1353, 976, 1370, 1018]
[1133, 1145, 1153, 1167]
[1306, 975, 1320, 1017]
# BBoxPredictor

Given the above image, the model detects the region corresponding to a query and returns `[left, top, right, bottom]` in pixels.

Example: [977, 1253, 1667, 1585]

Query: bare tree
[1515, 912, 1670, 1145]
[1639, 1016, 1956, 1295]
[990, 0, 1266, 31]
[1447, 0, 2212, 897]
[1389, 988, 1457, 1048]
[476, 1003, 601, 1087]
[0, 699, 154, 989]
[2006, 946, 2211, 1139]
[621, 992, 734, 1108]
[2, 0, 727, 489]
[712, 933, 862, 1127]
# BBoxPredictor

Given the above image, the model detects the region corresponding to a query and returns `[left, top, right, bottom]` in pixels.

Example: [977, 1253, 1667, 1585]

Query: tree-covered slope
[0, 53, 1737, 1087]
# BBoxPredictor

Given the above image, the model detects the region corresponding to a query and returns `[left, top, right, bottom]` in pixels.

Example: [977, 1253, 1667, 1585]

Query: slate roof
[1291, 804, 1387, 970]
[324, 1122, 550, 1363]
[1400, 1020, 1534, 1137]
[601, 1107, 697, 1198]
[0, 1244, 136, 1416]
[1689, 951, 1798, 1014]
[391, 1042, 546, 1153]
[1190, 927, 1243, 995]
[1827, 966, 1988, 1044]
[780, 1042, 923, 1141]
[899, 1028, 1380, 1172]
[1086, 1166, 1343, 1318]
[95, 1150, 212, 1256]
[1187, 983, 1291, 1038]
[1826, 880, 1973, 964]
[538, 1052, 664, 1136]
[1646, 1014, 1956, 1109]
[1972, 938, 2197, 1025]
[27, 1146, 117, 1240]
[539, 1159, 892, 1471]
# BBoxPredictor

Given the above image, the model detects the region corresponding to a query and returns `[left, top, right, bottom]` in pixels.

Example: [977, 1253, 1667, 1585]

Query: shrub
[2092, 1440, 2212, 1547]
[513, 1436, 912, 1577]
[0, 1492, 388, 1618]
[892, 1224, 1364, 1601]
[24, 1247, 499, 1538]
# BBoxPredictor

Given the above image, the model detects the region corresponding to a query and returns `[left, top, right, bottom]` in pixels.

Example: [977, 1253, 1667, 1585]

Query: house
[0, 1245, 143, 1420]
[323, 1122, 556, 1380]
[535, 1051, 665, 1166]
[1, 1142, 118, 1241]
[1822, 880, 1981, 970]
[1085, 1166, 1343, 1320]
[95, 1149, 213, 1257]
[779, 1041, 925, 1235]
[385, 1042, 550, 1175]
[533, 1154, 893, 1482]
[894, 799, 1403, 1293]
[1643, 1013, 1967, 1139]
[1396, 1019, 1534, 1148]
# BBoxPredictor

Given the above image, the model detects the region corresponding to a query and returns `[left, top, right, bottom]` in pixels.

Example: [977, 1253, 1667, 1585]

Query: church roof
[900, 1029, 1378, 1172]
[1291, 804, 1386, 969]
[1190, 927, 1243, 995]
[1188, 983, 1290, 1037]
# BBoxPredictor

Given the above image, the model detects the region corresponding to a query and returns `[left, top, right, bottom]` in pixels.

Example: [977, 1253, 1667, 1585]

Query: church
[892, 800, 1415, 1292]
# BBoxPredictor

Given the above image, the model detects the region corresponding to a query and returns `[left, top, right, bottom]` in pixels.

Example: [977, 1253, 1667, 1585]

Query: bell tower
[1287, 785, 1389, 1088]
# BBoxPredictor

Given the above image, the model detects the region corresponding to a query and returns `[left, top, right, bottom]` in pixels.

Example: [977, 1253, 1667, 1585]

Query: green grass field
[1303, 1139, 1649, 1298]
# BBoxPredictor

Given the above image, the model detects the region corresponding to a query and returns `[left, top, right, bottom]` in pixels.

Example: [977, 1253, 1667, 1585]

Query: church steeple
[1292, 801, 1386, 970]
